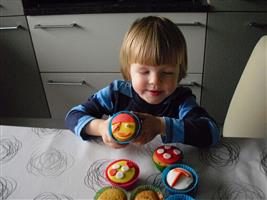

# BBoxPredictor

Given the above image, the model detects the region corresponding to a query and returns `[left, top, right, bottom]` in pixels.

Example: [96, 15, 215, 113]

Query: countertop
[22, 1, 209, 15]
[1, 125, 267, 199]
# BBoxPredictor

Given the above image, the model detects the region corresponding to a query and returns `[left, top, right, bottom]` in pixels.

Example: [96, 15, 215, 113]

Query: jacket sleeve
[65, 84, 114, 140]
[161, 96, 221, 147]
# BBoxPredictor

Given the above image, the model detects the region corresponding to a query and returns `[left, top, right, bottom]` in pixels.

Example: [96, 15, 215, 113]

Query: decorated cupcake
[109, 111, 141, 144]
[152, 145, 183, 171]
[130, 185, 164, 200]
[162, 164, 199, 195]
[94, 186, 127, 200]
[105, 159, 140, 189]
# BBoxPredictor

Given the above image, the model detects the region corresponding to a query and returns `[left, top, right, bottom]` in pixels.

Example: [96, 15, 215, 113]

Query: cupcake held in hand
[109, 111, 141, 144]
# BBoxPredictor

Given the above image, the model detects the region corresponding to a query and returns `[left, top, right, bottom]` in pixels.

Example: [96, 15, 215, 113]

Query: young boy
[65, 16, 220, 148]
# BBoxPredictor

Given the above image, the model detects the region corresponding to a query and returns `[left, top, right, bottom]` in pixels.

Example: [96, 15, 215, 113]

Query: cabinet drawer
[41, 72, 201, 119]
[180, 74, 202, 104]
[41, 73, 123, 119]
[0, 0, 23, 16]
[28, 13, 206, 73]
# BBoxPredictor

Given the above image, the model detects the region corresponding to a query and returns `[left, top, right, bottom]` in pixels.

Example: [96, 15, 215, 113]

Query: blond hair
[120, 16, 187, 82]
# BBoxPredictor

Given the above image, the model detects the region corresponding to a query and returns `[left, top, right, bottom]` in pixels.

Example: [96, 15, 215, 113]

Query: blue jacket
[65, 80, 220, 147]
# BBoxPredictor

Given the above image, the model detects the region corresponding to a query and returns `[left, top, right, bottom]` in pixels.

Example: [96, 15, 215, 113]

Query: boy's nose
[149, 73, 161, 85]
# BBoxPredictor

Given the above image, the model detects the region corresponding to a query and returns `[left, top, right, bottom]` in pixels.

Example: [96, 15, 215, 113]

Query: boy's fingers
[109, 143, 128, 149]
[133, 135, 143, 144]
[133, 111, 149, 118]
[133, 140, 145, 145]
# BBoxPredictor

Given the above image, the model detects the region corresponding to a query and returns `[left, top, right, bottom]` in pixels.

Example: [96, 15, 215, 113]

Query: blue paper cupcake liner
[165, 194, 195, 200]
[162, 164, 199, 196]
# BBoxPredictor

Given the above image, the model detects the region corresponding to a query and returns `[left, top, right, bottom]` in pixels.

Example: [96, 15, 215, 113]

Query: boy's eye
[139, 71, 149, 74]
[163, 72, 174, 75]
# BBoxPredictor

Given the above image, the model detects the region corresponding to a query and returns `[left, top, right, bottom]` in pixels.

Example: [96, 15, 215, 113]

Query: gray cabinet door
[0, 16, 50, 118]
[0, 0, 24, 16]
[202, 12, 267, 125]
[208, 0, 267, 11]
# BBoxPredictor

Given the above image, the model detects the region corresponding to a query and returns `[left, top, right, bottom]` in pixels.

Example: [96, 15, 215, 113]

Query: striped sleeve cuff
[200, 117, 221, 145]
[74, 115, 96, 137]
[161, 117, 185, 143]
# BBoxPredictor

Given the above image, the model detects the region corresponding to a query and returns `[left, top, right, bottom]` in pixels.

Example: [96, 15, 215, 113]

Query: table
[1, 125, 267, 199]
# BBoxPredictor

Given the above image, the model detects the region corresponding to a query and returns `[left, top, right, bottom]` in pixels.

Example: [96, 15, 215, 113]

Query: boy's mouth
[148, 90, 162, 96]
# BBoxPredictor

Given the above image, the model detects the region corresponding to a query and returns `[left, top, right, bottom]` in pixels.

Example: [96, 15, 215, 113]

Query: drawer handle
[34, 23, 78, 29]
[175, 22, 203, 27]
[46, 80, 87, 86]
[0, 25, 22, 30]
[180, 81, 202, 88]
[248, 22, 267, 28]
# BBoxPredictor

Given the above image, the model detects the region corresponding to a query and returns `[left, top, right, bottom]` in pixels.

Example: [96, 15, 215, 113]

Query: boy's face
[130, 63, 179, 104]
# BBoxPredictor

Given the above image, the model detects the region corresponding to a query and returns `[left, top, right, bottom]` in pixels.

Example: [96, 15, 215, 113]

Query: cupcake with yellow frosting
[105, 159, 140, 189]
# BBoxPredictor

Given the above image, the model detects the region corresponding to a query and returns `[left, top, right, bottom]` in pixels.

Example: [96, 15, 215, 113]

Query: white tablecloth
[1, 125, 267, 199]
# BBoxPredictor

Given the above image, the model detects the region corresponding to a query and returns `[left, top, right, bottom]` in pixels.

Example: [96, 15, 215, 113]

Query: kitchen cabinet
[0, 0, 24, 16]
[180, 74, 202, 103]
[27, 13, 206, 74]
[41, 73, 123, 119]
[202, 12, 267, 126]
[0, 4, 50, 118]
[28, 13, 206, 119]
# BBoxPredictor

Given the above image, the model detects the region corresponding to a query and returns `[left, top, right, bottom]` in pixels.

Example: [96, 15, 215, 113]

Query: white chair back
[223, 36, 267, 138]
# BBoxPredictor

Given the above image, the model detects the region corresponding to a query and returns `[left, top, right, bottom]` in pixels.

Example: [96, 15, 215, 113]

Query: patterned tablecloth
[1, 125, 267, 199]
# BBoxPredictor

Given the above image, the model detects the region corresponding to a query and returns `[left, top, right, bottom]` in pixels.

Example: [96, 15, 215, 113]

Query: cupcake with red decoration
[162, 164, 199, 196]
[105, 159, 140, 189]
[109, 111, 141, 144]
[152, 145, 183, 171]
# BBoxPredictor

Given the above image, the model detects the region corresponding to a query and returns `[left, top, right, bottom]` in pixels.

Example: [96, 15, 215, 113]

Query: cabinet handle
[34, 23, 78, 29]
[248, 22, 267, 28]
[46, 80, 87, 86]
[180, 81, 202, 88]
[0, 25, 22, 30]
[175, 22, 203, 27]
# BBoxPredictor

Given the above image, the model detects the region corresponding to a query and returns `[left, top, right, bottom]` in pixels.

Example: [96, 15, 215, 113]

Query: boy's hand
[99, 119, 128, 149]
[133, 112, 164, 145]
[85, 118, 127, 149]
